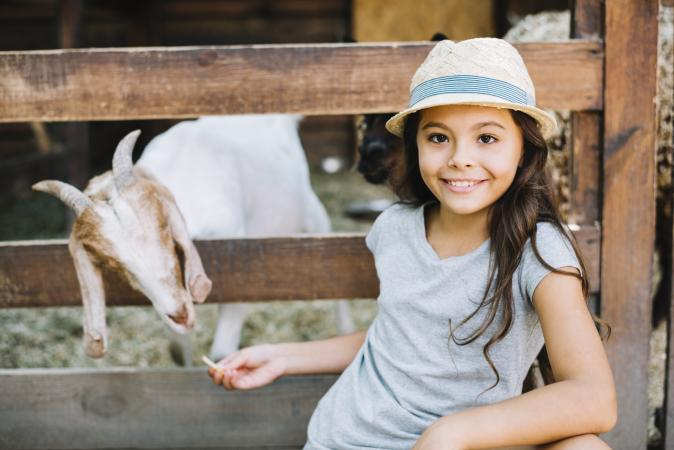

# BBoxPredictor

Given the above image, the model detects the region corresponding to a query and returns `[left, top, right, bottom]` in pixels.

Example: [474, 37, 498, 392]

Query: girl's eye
[478, 134, 497, 144]
[429, 134, 448, 144]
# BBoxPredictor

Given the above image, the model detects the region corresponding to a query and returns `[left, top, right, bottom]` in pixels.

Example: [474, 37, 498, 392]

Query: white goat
[35, 114, 354, 361]
[33, 130, 212, 357]
[137, 114, 354, 361]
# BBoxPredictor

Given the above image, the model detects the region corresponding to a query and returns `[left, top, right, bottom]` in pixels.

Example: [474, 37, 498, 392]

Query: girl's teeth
[448, 181, 478, 187]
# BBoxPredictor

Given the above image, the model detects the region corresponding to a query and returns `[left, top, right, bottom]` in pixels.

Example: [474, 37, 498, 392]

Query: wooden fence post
[601, 1, 659, 448]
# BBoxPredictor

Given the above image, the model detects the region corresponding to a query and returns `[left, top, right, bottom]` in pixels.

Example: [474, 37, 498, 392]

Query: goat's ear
[431, 32, 448, 41]
[68, 238, 108, 358]
[157, 186, 212, 303]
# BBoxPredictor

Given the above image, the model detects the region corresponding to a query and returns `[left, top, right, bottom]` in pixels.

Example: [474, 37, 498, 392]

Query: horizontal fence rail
[0, 41, 602, 122]
[0, 227, 600, 309]
[0, 367, 337, 450]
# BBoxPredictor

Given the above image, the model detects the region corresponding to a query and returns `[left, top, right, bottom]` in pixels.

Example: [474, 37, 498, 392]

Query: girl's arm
[278, 329, 368, 375]
[414, 267, 617, 450]
[209, 330, 367, 390]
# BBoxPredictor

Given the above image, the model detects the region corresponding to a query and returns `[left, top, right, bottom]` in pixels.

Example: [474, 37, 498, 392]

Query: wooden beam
[601, 1, 659, 448]
[0, 228, 600, 309]
[568, 0, 601, 227]
[0, 368, 337, 450]
[0, 41, 602, 123]
[58, 0, 90, 190]
[569, 112, 601, 226]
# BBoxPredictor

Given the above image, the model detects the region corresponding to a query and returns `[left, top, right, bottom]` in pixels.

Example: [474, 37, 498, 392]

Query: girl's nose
[447, 142, 474, 168]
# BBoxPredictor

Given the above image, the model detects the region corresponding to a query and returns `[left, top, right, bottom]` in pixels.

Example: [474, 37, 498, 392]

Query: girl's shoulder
[365, 201, 420, 253]
[526, 221, 576, 252]
[518, 221, 583, 304]
[374, 201, 418, 224]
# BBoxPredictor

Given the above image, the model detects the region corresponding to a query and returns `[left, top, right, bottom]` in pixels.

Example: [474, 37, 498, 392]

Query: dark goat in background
[355, 33, 448, 186]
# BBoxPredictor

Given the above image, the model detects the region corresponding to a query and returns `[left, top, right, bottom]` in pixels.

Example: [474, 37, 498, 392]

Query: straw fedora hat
[385, 38, 557, 139]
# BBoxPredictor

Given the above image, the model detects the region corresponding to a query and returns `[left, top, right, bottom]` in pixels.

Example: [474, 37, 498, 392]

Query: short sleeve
[365, 220, 380, 253]
[364, 202, 404, 253]
[519, 222, 583, 305]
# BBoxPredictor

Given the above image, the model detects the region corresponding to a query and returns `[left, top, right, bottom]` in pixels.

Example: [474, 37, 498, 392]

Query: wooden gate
[0, 1, 665, 449]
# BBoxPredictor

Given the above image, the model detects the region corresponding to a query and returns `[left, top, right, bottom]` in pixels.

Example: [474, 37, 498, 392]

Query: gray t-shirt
[305, 202, 582, 450]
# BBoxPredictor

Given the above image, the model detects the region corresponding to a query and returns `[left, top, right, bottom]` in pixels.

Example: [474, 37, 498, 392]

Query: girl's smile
[441, 178, 487, 193]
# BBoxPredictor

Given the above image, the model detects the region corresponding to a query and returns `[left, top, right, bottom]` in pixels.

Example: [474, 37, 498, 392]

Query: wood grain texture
[600, 1, 659, 448]
[571, 0, 602, 40]
[569, 112, 601, 225]
[0, 41, 602, 122]
[0, 227, 600, 309]
[0, 368, 337, 449]
[568, 0, 601, 226]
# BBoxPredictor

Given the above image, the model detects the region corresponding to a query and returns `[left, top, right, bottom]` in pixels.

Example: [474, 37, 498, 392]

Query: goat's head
[355, 112, 403, 185]
[33, 130, 212, 357]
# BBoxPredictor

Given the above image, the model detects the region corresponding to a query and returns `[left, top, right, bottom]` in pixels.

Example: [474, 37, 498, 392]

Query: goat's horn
[112, 129, 141, 190]
[32, 180, 93, 217]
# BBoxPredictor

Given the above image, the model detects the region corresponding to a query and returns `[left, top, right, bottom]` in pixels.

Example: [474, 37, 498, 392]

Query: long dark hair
[393, 109, 611, 394]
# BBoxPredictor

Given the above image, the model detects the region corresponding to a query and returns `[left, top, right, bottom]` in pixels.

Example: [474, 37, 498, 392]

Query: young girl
[208, 38, 617, 450]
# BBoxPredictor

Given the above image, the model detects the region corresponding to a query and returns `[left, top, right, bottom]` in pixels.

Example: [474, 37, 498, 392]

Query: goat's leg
[168, 331, 193, 367]
[335, 300, 356, 335]
[69, 238, 108, 358]
[209, 303, 251, 361]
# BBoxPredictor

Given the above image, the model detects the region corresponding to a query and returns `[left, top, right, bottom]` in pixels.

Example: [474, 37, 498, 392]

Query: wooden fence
[0, 1, 666, 449]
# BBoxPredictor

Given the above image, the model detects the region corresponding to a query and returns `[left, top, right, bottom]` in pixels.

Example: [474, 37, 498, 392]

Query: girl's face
[416, 104, 524, 219]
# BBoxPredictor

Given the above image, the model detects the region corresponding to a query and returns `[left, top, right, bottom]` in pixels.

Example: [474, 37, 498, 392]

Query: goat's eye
[429, 134, 448, 144]
[478, 134, 497, 144]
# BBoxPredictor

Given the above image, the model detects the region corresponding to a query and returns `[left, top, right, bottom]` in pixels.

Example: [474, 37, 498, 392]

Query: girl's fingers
[210, 368, 224, 385]
[219, 351, 249, 371]
[221, 370, 234, 391]
[217, 352, 238, 367]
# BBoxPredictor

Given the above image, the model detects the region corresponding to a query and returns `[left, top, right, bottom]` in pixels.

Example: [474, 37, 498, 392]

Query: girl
[208, 38, 617, 450]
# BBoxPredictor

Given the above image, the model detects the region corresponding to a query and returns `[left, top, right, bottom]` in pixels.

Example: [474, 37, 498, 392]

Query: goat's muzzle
[168, 303, 195, 330]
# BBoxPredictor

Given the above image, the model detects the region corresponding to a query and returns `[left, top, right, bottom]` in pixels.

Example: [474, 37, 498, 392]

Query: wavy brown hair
[393, 109, 611, 395]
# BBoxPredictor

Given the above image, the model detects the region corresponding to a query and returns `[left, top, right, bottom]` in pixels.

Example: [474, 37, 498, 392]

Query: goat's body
[136, 114, 344, 360]
[138, 115, 330, 238]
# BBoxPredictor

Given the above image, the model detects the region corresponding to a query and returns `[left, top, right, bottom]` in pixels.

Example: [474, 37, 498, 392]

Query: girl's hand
[207, 344, 286, 390]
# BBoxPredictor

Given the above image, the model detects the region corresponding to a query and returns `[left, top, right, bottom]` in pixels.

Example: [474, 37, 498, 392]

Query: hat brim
[385, 93, 558, 140]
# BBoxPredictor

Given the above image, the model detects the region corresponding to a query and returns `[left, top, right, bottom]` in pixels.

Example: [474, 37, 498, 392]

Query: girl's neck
[428, 203, 490, 248]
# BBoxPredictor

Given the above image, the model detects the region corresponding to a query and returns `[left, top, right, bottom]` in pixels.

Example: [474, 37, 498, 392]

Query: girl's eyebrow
[420, 121, 506, 131]
[421, 121, 449, 130]
[472, 121, 506, 131]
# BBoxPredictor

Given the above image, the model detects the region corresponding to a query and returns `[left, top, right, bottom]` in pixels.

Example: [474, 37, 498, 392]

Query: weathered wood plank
[0, 235, 377, 308]
[600, 1, 659, 448]
[0, 227, 601, 309]
[0, 368, 337, 449]
[568, 0, 601, 226]
[569, 112, 600, 225]
[0, 41, 602, 123]
[59, 0, 91, 191]
[571, 0, 602, 40]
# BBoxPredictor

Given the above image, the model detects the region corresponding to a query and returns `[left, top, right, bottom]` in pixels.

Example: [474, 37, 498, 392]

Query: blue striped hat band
[408, 74, 535, 108]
